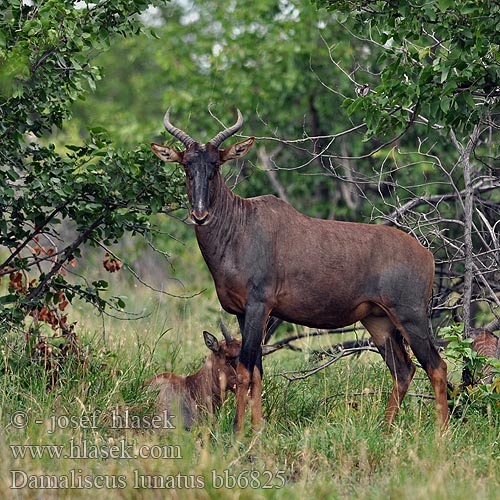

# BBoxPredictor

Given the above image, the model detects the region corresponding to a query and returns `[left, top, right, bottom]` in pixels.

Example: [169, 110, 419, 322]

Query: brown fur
[148, 332, 241, 429]
[152, 111, 449, 433]
[470, 330, 499, 385]
[194, 171, 448, 431]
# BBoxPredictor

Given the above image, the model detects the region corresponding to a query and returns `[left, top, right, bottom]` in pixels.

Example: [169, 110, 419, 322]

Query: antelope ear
[151, 143, 184, 164]
[220, 137, 255, 163]
[203, 331, 220, 352]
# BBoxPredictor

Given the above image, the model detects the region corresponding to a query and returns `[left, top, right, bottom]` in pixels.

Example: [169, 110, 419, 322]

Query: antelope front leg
[233, 302, 269, 436]
[234, 362, 264, 434]
[250, 365, 263, 430]
[234, 363, 251, 435]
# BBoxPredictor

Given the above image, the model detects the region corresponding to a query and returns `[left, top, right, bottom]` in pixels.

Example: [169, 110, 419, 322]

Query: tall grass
[1, 282, 499, 499]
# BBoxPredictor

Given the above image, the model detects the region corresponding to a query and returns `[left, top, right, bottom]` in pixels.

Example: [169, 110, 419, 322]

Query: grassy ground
[1, 279, 499, 499]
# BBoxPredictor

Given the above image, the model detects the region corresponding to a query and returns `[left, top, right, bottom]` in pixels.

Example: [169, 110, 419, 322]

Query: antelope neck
[186, 359, 223, 406]
[194, 170, 246, 264]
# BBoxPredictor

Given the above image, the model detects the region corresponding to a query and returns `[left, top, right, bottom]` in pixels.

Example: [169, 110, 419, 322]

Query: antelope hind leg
[389, 310, 449, 429]
[362, 314, 416, 427]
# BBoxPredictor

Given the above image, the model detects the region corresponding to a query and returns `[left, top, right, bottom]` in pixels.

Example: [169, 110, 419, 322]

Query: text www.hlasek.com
[10, 439, 182, 460]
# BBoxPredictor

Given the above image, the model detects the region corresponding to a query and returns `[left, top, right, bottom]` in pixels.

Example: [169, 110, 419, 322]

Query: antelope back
[472, 330, 499, 359]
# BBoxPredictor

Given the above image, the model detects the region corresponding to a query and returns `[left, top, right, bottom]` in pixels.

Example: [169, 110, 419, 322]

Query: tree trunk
[451, 125, 481, 338]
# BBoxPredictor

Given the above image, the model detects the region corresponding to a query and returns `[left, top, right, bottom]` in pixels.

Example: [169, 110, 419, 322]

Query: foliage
[310, 0, 500, 336]
[443, 324, 500, 416]
[0, 1, 184, 352]
[65, 0, 345, 141]
[39, 0, 499, 337]
[317, 0, 500, 140]
[0, 0, 156, 144]
[2, 0, 498, 407]
[58, 0, 383, 218]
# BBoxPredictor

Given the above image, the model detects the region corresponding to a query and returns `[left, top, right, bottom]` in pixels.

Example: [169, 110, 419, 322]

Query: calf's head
[151, 108, 254, 225]
[202, 329, 241, 393]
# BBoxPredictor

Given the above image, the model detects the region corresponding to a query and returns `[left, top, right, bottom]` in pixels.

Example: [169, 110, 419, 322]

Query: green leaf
[440, 97, 451, 113]
[437, 0, 453, 12]
[440, 65, 450, 83]
[91, 280, 109, 290]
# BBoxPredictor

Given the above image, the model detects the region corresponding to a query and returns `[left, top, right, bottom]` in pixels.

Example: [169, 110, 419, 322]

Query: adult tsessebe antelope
[151, 108, 449, 433]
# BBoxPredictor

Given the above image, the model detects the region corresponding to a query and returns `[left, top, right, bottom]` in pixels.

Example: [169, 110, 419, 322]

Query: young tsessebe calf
[148, 329, 241, 429]
[147, 319, 281, 429]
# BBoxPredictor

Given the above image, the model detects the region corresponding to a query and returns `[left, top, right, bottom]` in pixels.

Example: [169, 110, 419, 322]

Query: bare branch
[280, 346, 378, 382]
[256, 145, 289, 203]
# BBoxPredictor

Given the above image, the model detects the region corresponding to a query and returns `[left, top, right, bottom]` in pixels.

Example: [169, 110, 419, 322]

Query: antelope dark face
[203, 330, 242, 393]
[182, 143, 220, 224]
[151, 108, 254, 225]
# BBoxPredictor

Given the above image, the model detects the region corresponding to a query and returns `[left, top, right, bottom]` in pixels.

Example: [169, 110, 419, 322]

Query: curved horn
[163, 107, 195, 148]
[209, 109, 244, 148]
[219, 318, 233, 342]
